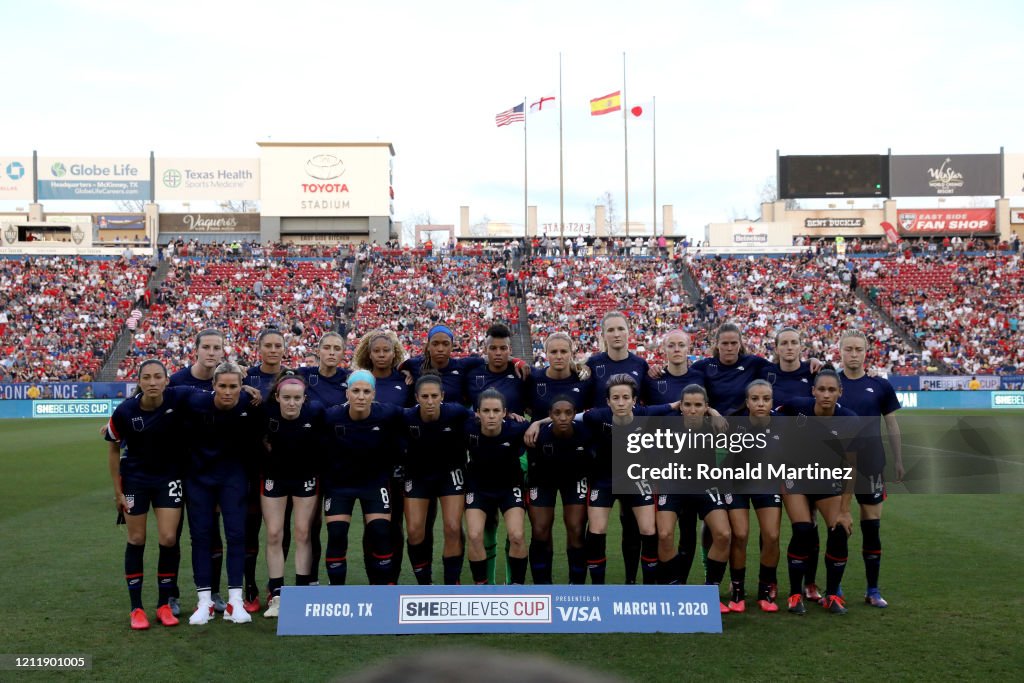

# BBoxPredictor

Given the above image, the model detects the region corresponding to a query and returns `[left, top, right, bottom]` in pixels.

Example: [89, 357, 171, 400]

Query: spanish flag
[590, 90, 622, 116]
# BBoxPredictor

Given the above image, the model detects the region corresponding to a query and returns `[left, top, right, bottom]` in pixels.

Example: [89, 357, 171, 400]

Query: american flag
[495, 103, 525, 127]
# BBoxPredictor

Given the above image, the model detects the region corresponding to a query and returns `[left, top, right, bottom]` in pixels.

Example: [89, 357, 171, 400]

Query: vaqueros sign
[159, 213, 260, 233]
[896, 209, 995, 234]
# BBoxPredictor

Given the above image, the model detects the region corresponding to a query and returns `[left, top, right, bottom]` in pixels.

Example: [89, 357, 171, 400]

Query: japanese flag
[628, 101, 653, 121]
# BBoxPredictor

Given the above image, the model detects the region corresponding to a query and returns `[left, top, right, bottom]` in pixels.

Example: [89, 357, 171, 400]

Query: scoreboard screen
[779, 154, 889, 199]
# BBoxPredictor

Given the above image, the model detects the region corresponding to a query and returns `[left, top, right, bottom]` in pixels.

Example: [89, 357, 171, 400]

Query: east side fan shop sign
[897, 209, 995, 235]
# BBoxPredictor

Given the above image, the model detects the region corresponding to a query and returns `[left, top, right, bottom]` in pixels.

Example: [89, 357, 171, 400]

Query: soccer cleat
[189, 601, 214, 626]
[264, 595, 281, 618]
[130, 608, 150, 630]
[865, 589, 889, 608]
[168, 596, 181, 617]
[803, 583, 823, 603]
[758, 598, 779, 613]
[211, 592, 227, 613]
[155, 604, 179, 627]
[728, 599, 746, 613]
[242, 593, 260, 614]
[787, 594, 806, 615]
[224, 599, 253, 624]
[719, 601, 731, 614]
[823, 595, 848, 615]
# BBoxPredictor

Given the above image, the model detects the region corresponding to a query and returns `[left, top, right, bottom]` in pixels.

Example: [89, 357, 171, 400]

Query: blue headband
[348, 370, 376, 389]
[428, 325, 454, 342]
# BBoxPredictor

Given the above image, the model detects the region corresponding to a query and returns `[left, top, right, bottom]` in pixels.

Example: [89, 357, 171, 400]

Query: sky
[1, 0, 1021, 240]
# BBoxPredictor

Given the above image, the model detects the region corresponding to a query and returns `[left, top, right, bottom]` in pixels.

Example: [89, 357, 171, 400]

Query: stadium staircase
[95, 258, 173, 381]
[508, 249, 533, 363]
[851, 283, 952, 373]
[677, 260, 704, 303]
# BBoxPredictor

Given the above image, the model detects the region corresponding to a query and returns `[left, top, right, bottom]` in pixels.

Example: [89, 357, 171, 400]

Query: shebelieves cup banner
[277, 585, 721, 635]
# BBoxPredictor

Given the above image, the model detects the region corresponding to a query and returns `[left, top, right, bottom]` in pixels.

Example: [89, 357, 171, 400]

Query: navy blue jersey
[323, 402, 405, 485]
[527, 420, 593, 482]
[262, 400, 327, 480]
[402, 403, 473, 476]
[691, 354, 772, 415]
[838, 372, 901, 472]
[777, 397, 861, 476]
[298, 366, 349, 408]
[465, 419, 531, 491]
[759, 361, 814, 409]
[528, 368, 594, 418]
[582, 404, 677, 481]
[244, 366, 285, 401]
[105, 386, 194, 481]
[365, 369, 413, 408]
[727, 415, 785, 478]
[586, 352, 649, 395]
[465, 364, 527, 415]
[169, 366, 213, 391]
[179, 392, 264, 482]
[402, 355, 486, 405]
[642, 367, 703, 406]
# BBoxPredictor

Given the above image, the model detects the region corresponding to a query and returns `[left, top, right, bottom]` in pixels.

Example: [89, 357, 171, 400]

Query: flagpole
[652, 96, 657, 237]
[558, 52, 565, 251]
[623, 52, 629, 239]
[523, 95, 528, 241]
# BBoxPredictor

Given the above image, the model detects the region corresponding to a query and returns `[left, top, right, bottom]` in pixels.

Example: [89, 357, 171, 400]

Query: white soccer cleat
[264, 595, 280, 618]
[189, 600, 215, 626]
[224, 598, 253, 624]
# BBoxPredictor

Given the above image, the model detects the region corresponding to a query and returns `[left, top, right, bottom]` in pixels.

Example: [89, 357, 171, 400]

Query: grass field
[1, 416, 1023, 682]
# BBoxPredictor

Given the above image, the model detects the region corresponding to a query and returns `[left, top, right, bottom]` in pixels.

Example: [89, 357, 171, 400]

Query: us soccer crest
[724, 493, 733, 505]
[536, 382, 547, 397]
[474, 375, 486, 389]
[656, 380, 668, 395]
[324, 498, 331, 512]
[658, 494, 667, 506]
[530, 487, 539, 500]
[268, 419, 279, 433]
[308, 374, 319, 386]
[766, 372, 777, 385]
[265, 479, 274, 492]
[595, 365, 606, 378]
[409, 425, 421, 438]
[590, 489, 599, 502]
[706, 364, 719, 377]
[465, 492, 475, 505]
[132, 416, 145, 432]
[124, 495, 135, 510]
[404, 480, 412, 493]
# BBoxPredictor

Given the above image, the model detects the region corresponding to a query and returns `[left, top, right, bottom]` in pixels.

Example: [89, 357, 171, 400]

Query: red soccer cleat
[130, 608, 150, 630]
[155, 604, 179, 627]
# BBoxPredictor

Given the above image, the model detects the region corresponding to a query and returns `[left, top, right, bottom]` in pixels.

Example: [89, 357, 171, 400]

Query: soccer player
[526, 396, 591, 584]
[723, 380, 783, 613]
[353, 328, 412, 408]
[758, 327, 814, 407]
[527, 332, 594, 419]
[240, 327, 290, 611]
[690, 322, 773, 415]
[322, 371, 405, 585]
[400, 324, 480, 404]
[780, 367, 857, 616]
[167, 328, 227, 616]
[464, 389, 531, 585]
[642, 329, 703, 406]
[586, 312, 651, 585]
[352, 329, 412, 582]
[299, 331, 350, 408]
[402, 374, 474, 585]
[105, 360, 188, 629]
[465, 323, 528, 415]
[181, 361, 263, 625]
[259, 373, 325, 617]
[837, 329, 903, 608]
[572, 374, 677, 585]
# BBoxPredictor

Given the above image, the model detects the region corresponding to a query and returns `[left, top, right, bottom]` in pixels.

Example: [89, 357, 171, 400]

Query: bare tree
[470, 214, 491, 238]
[760, 176, 801, 211]
[116, 200, 146, 213]
[403, 210, 434, 246]
[220, 200, 259, 213]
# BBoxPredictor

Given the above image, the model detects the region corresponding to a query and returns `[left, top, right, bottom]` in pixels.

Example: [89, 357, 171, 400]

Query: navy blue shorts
[405, 467, 466, 499]
[465, 487, 524, 515]
[856, 470, 886, 506]
[122, 476, 184, 515]
[726, 493, 783, 510]
[527, 474, 588, 508]
[323, 482, 392, 516]
[262, 476, 318, 498]
[588, 478, 654, 509]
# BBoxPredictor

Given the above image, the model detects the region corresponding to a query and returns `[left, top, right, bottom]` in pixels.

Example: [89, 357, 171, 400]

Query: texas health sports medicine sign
[277, 585, 721, 635]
